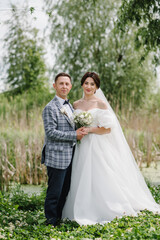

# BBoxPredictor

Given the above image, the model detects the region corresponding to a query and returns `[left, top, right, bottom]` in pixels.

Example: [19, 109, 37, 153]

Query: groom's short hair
[55, 72, 71, 83]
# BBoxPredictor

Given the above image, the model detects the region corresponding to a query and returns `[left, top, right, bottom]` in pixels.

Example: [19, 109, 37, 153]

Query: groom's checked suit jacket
[41, 96, 77, 169]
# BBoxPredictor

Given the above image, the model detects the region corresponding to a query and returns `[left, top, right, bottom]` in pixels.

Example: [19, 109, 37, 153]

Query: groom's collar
[56, 95, 68, 106]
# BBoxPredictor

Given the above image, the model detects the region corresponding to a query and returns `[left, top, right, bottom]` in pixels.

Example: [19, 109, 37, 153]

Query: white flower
[60, 107, 65, 114]
[79, 114, 84, 118]
[126, 228, 133, 232]
[60, 107, 68, 116]
[73, 111, 93, 128]
[149, 227, 155, 231]
[0, 233, 5, 239]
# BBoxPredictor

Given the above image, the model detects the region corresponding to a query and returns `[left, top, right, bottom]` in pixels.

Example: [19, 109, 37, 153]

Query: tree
[118, 0, 160, 60]
[44, 0, 156, 108]
[3, 4, 47, 93]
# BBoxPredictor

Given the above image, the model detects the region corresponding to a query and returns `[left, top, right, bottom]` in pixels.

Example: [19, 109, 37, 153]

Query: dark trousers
[44, 162, 72, 225]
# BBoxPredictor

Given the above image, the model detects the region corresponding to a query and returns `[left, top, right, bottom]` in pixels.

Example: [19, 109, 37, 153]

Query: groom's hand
[76, 127, 88, 140]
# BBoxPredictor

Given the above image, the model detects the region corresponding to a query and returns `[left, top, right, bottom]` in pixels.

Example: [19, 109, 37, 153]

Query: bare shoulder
[96, 98, 108, 110]
[73, 99, 83, 109]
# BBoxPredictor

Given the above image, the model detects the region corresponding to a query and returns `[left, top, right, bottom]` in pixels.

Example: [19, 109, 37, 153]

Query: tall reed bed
[0, 90, 52, 190]
[0, 92, 160, 190]
[120, 111, 160, 168]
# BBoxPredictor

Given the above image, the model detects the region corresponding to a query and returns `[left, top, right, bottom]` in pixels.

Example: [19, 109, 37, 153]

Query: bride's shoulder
[73, 99, 83, 109]
[96, 98, 108, 110]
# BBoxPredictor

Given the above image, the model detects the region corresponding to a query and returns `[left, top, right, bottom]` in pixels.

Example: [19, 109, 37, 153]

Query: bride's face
[82, 77, 97, 96]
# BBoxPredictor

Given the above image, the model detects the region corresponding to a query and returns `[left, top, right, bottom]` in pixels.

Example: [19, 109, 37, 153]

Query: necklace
[82, 97, 97, 102]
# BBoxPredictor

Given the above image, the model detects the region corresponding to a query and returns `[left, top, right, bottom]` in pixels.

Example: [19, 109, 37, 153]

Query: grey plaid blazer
[41, 96, 77, 169]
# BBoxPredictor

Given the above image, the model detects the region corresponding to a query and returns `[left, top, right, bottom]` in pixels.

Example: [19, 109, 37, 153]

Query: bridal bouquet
[73, 111, 93, 129]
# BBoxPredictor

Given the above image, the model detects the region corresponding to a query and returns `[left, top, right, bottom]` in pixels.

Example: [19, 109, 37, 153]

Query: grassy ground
[0, 184, 160, 239]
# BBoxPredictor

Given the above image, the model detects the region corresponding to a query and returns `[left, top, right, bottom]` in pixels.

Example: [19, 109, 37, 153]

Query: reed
[0, 92, 51, 189]
[120, 110, 160, 168]
[0, 106, 48, 184]
[0, 93, 160, 189]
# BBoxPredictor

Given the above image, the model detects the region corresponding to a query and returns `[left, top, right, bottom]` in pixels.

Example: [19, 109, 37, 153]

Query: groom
[41, 72, 86, 226]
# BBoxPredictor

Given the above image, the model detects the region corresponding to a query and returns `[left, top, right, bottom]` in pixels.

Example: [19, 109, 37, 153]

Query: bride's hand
[83, 127, 111, 135]
[76, 127, 88, 140]
[83, 127, 91, 134]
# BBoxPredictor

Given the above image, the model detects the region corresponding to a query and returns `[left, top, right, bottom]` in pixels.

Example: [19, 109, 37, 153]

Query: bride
[62, 72, 160, 225]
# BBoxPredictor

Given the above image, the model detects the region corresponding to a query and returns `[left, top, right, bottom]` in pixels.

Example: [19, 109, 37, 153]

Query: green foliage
[0, 87, 53, 119]
[92, 30, 155, 107]
[147, 89, 160, 115]
[44, 0, 156, 108]
[0, 184, 160, 239]
[3, 4, 47, 94]
[118, 0, 160, 58]
[10, 185, 46, 211]
[147, 182, 160, 204]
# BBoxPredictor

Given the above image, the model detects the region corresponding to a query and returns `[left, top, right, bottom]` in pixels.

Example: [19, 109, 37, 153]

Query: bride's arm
[85, 101, 111, 134]
[85, 127, 111, 135]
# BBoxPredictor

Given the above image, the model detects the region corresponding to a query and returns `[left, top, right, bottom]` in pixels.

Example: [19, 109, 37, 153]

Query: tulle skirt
[62, 133, 160, 225]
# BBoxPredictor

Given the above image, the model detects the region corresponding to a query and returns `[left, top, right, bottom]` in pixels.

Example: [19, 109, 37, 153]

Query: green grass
[0, 184, 160, 239]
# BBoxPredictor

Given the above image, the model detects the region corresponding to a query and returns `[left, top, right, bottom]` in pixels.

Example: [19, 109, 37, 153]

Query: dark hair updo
[81, 72, 100, 89]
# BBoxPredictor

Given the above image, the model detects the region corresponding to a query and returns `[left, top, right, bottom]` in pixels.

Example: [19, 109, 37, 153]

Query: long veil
[95, 88, 160, 212]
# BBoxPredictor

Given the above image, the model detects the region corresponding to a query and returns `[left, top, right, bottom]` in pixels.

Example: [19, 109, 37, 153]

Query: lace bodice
[74, 108, 116, 129]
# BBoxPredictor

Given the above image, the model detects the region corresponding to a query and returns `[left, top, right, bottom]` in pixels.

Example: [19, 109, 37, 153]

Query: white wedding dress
[62, 105, 160, 225]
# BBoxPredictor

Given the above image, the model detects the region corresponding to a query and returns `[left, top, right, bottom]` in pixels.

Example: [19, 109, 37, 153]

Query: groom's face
[53, 76, 72, 99]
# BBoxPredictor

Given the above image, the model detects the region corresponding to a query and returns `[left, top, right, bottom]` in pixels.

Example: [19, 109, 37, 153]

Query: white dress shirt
[56, 95, 75, 128]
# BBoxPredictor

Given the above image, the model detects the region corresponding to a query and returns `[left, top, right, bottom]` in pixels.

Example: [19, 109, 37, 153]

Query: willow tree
[118, 0, 160, 62]
[4, 4, 47, 94]
[44, 0, 155, 108]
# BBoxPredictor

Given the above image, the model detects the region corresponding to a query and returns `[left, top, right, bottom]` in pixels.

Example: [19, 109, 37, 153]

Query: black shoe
[45, 219, 57, 227]
[56, 218, 61, 226]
